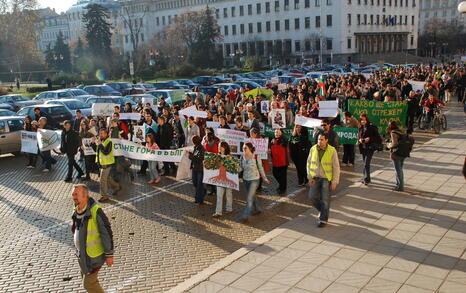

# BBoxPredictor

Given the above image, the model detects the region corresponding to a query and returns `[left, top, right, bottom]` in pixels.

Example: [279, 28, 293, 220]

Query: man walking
[307, 133, 340, 227]
[92, 128, 121, 202]
[71, 184, 114, 293]
[61, 120, 84, 182]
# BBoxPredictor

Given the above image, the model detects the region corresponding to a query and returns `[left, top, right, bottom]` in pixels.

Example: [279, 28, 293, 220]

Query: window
[347, 38, 352, 49]
[231, 7, 235, 17]
[364, 14, 367, 24]
[275, 0, 280, 11]
[348, 0, 351, 3]
[141, 33, 144, 42]
[370, 14, 373, 24]
[348, 14, 351, 25]
[376, 15, 380, 24]
[125, 35, 128, 43]
[248, 4, 252, 15]
[305, 40, 311, 51]
[266, 21, 271, 31]
[305, 0, 310, 7]
[412, 0, 415, 7]
[232, 24, 237, 35]
[257, 22, 262, 32]
[357, 14, 361, 25]
[223, 8, 227, 17]
[295, 18, 300, 29]
[285, 19, 290, 30]
[224, 25, 229, 35]
[315, 0, 320, 7]
[326, 39, 333, 50]
[294, 0, 299, 9]
[404, 15, 407, 25]
[410, 35, 414, 45]
[275, 20, 280, 31]
[240, 24, 245, 34]
[266, 2, 270, 12]
[257, 3, 261, 14]
[295, 41, 301, 51]
[327, 0, 332, 4]
[215, 9, 219, 19]
[315, 39, 321, 50]
[305, 17, 311, 28]
[327, 15, 332, 26]
[248, 23, 253, 34]
[0, 121, 5, 133]
[285, 0, 290, 10]
[8, 119, 24, 132]
[240, 5, 244, 16]
[316, 15, 320, 27]
[156, 17, 159, 26]
[411, 15, 414, 25]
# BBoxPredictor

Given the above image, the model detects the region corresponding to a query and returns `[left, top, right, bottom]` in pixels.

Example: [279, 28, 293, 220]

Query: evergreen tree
[82, 4, 112, 60]
[74, 37, 85, 58]
[44, 43, 55, 69]
[53, 31, 71, 72]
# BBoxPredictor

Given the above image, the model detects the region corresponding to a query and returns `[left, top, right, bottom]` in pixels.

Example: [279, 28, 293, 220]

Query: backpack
[369, 125, 384, 152]
[393, 133, 415, 158]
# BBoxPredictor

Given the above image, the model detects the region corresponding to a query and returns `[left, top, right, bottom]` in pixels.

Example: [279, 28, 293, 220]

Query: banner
[119, 112, 142, 120]
[319, 100, 339, 117]
[203, 153, 240, 191]
[295, 115, 322, 128]
[169, 89, 188, 103]
[262, 124, 294, 139]
[92, 103, 118, 116]
[215, 128, 247, 154]
[206, 121, 236, 130]
[112, 139, 184, 162]
[334, 127, 358, 145]
[179, 105, 207, 118]
[20, 131, 38, 154]
[348, 99, 407, 134]
[408, 80, 426, 92]
[82, 138, 96, 155]
[271, 109, 286, 128]
[243, 138, 268, 155]
[37, 129, 61, 151]
[132, 125, 146, 143]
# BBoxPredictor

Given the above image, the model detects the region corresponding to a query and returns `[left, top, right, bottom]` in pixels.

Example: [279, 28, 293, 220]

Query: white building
[418, 0, 466, 32]
[36, 8, 71, 52]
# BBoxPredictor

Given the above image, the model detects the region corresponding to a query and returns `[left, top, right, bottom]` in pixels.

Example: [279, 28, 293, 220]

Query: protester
[146, 133, 161, 184]
[24, 116, 38, 168]
[307, 133, 340, 227]
[188, 135, 205, 204]
[138, 110, 158, 175]
[79, 119, 97, 181]
[37, 117, 57, 172]
[314, 119, 339, 149]
[109, 118, 134, 182]
[342, 111, 359, 167]
[71, 184, 114, 293]
[271, 128, 289, 195]
[358, 114, 380, 185]
[92, 128, 121, 202]
[61, 120, 84, 182]
[212, 142, 234, 218]
[387, 121, 406, 191]
[289, 124, 311, 187]
[240, 142, 270, 223]
[157, 115, 176, 175]
[186, 116, 200, 147]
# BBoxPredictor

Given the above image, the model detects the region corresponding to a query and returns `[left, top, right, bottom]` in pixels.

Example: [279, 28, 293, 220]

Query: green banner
[348, 99, 407, 134]
[334, 127, 358, 145]
[262, 124, 294, 139]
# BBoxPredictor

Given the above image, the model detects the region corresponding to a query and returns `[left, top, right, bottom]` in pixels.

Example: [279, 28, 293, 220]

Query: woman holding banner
[240, 142, 270, 223]
[146, 133, 161, 184]
[24, 116, 38, 168]
[212, 142, 234, 218]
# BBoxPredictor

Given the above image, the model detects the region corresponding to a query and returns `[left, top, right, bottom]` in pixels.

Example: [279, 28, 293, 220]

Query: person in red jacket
[270, 128, 289, 196]
[203, 130, 219, 196]
[424, 94, 446, 124]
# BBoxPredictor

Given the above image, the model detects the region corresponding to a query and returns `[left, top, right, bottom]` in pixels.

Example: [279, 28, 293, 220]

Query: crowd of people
[23, 62, 465, 226]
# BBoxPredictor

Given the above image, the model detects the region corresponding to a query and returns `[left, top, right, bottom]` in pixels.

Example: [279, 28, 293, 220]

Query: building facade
[36, 8, 71, 53]
[418, 0, 465, 33]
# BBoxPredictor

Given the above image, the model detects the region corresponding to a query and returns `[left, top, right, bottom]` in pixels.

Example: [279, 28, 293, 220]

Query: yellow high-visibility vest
[74, 204, 105, 258]
[96, 137, 115, 166]
[307, 144, 336, 181]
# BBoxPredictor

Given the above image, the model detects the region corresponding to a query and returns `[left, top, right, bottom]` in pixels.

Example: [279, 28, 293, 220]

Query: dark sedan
[17, 104, 73, 129]
[0, 94, 38, 111]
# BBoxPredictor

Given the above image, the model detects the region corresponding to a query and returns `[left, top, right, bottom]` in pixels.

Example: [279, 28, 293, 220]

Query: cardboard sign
[20, 131, 38, 154]
[318, 100, 339, 117]
[92, 103, 118, 116]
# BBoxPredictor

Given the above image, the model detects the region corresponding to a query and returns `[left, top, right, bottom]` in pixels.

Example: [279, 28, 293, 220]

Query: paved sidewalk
[172, 107, 466, 293]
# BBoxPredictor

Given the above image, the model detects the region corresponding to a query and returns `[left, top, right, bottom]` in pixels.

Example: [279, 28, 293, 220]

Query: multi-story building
[418, 0, 466, 33]
[36, 8, 70, 53]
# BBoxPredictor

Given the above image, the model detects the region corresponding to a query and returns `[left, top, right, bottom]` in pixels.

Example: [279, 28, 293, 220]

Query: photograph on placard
[261, 100, 270, 113]
[271, 109, 286, 129]
[132, 125, 146, 143]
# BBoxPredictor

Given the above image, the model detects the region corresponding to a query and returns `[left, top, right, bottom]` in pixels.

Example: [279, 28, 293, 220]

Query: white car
[0, 116, 24, 155]
[44, 99, 92, 117]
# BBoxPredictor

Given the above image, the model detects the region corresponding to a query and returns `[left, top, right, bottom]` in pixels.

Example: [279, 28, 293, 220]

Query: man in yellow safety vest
[72, 184, 114, 293]
[307, 133, 341, 227]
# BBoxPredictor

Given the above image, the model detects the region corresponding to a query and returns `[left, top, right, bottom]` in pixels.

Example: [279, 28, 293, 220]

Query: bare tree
[120, 4, 148, 52]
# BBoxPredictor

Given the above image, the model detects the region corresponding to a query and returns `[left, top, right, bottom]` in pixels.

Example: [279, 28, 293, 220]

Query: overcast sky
[38, 0, 76, 13]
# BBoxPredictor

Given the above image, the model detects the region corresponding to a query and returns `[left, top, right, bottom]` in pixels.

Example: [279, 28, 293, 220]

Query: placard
[82, 138, 96, 155]
[112, 139, 184, 162]
[132, 125, 146, 143]
[37, 129, 61, 151]
[318, 100, 339, 117]
[215, 128, 247, 154]
[261, 101, 270, 113]
[203, 153, 240, 191]
[408, 80, 426, 92]
[270, 109, 286, 129]
[294, 115, 322, 128]
[206, 121, 236, 130]
[119, 112, 142, 120]
[243, 138, 268, 154]
[334, 127, 358, 145]
[179, 105, 207, 118]
[20, 131, 38, 154]
[91, 103, 118, 116]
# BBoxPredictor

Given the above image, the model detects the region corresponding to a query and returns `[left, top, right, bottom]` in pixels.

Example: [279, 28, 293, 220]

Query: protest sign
[261, 101, 270, 113]
[215, 128, 247, 154]
[92, 103, 118, 116]
[176, 146, 194, 180]
[20, 131, 38, 154]
[170, 89, 187, 103]
[119, 112, 141, 120]
[408, 80, 426, 92]
[318, 100, 339, 117]
[112, 139, 184, 162]
[271, 109, 286, 128]
[132, 125, 146, 143]
[334, 127, 359, 145]
[203, 153, 240, 191]
[277, 83, 288, 91]
[294, 115, 322, 128]
[244, 138, 268, 155]
[348, 99, 407, 134]
[37, 129, 61, 151]
[206, 121, 236, 130]
[179, 105, 207, 118]
[262, 124, 294, 139]
[82, 138, 96, 155]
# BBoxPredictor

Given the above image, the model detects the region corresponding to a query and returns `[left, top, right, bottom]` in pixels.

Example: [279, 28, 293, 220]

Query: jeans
[215, 186, 233, 214]
[100, 166, 120, 197]
[84, 155, 96, 178]
[308, 177, 330, 222]
[342, 144, 355, 164]
[148, 160, 159, 180]
[40, 150, 54, 170]
[67, 154, 83, 179]
[392, 157, 405, 190]
[406, 113, 415, 134]
[292, 157, 308, 185]
[362, 150, 374, 183]
[242, 179, 260, 218]
[163, 161, 176, 174]
[192, 171, 205, 203]
[272, 166, 287, 193]
[27, 154, 37, 167]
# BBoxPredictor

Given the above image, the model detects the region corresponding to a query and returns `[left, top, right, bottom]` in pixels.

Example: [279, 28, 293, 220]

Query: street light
[458, 2, 466, 14]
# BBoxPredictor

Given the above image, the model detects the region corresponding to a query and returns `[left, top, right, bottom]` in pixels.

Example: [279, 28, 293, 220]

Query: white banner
[295, 115, 322, 128]
[408, 80, 426, 92]
[112, 139, 184, 162]
[82, 138, 96, 155]
[20, 131, 38, 154]
[37, 129, 61, 151]
[179, 105, 207, 118]
[206, 121, 236, 130]
[271, 109, 286, 129]
[215, 128, 247, 154]
[318, 100, 339, 117]
[92, 103, 118, 116]
[119, 112, 142, 120]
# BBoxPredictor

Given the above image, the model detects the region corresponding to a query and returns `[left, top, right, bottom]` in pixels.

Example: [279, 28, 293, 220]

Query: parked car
[147, 89, 188, 105]
[214, 83, 242, 92]
[84, 96, 136, 109]
[234, 80, 262, 89]
[17, 104, 73, 129]
[0, 94, 38, 111]
[197, 86, 224, 97]
[0, 103, 14, 111]
[0, 116, 24, 155]
[137, 83, 156, 92]
[83, 85, 122, 96]
[152, 81, 188, 90]
[66, 88, 97, 102]
[175, 79, 199, 88]
[126, 94, 156, 103]
[105, 82, 134, 95]
[34, 90, 76, 102]
[0, 109, 17, 117]
[191, 76, 216, 86]
[44, 99, 92, 116]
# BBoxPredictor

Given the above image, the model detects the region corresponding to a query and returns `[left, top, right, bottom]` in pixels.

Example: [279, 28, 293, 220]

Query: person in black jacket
[157, 115, 176, 175]
[290, 125, 311, 186]
[61, 120, 84, 182]
[406, 91, 419, 134]
[188, 135, 206, 204]
[358, 114, 380, 185]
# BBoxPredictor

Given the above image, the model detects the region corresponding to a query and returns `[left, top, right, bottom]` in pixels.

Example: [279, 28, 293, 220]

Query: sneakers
[317, 221, 327, 228]
[26, 165, 34, 169]
[64, 178, 72, 183]
[212, 213, 222, 218]
[42, 169, 50, 173]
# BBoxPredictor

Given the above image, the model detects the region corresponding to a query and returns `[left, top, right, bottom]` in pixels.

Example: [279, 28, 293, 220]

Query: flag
[317, 77, 326, 97]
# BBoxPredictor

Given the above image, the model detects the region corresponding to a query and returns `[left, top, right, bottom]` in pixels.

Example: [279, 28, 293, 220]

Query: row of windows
[348, 0, 416, 6]
[124, 33, 145, 44]
[423, 9, 460, 18]
[349, 14, 416, 25]
[223, 38, 334, 56]
[123, 18, 144, 29]
[41, 30, 69, 40]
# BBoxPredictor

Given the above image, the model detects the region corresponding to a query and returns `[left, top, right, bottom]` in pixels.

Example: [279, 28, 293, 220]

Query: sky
[38, 0, 76, 13]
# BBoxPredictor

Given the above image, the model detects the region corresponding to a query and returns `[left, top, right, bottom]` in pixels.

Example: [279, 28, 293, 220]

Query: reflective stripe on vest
[86, 204, 105, 258]
[96, 137, 115, 166]
[307, 144, 335, 181]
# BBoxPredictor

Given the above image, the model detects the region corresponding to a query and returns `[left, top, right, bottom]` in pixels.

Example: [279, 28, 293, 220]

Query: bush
[26, 86, 62, 93]
[244, 56, 263, 71]
[173, 63, 197, 77]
